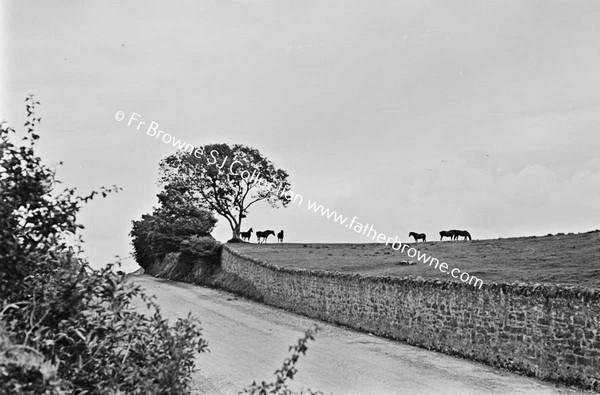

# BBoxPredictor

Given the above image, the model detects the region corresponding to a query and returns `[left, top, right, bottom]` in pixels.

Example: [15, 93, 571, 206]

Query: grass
[229, 230, 600, 289]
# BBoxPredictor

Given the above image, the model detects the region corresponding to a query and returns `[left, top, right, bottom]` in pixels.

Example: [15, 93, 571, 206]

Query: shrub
[130, 183, 218, 269]
[180, 235, 222, 257]
[0, 98, 117, 299]
[0, 97, 207, 394]
[3, 262, 207, 394]
[0, 322, 66, 394]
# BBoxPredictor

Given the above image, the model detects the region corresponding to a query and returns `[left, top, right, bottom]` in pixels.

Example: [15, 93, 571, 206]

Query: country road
[130, 275, 584, 395]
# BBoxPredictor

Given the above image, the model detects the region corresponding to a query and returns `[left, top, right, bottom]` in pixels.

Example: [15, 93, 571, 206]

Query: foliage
[0, 97, 208, 394]
[242, 325, 323, 395]
[2, 262, 208, 394]
[180, 235, 222, 259]
[130, 181, 218, 269]
[0, 96, 119, 299]
[0, 322, 66, 394]
[158, 143, 292, 241]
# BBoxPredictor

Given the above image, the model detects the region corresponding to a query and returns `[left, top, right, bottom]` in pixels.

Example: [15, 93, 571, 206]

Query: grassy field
[229, 230, 600, 289]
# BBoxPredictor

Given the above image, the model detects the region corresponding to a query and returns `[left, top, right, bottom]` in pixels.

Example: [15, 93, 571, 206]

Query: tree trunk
[228, 224, 243, 243]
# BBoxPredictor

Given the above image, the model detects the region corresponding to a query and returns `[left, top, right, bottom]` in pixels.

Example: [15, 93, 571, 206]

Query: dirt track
[130, 275, 584, 395]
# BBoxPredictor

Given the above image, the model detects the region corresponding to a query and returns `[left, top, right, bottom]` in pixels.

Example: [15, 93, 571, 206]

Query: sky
[3, 0, 600, 272]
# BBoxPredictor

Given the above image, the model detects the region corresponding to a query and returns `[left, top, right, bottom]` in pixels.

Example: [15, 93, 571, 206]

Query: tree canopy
[159, 143, 292, 241]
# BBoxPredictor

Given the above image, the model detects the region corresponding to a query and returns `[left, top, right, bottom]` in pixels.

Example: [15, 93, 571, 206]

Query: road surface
[130, 275, 584, 395]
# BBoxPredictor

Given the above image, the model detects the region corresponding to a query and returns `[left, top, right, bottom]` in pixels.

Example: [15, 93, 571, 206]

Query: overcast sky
[3, 0, 600, 272]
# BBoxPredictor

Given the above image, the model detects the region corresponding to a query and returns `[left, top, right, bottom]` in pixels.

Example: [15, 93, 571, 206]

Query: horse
[408, 232, 426, 242]
[439, 230, 456, 241]
[256, 230, 275, 244]
[454, 230, 472, 240]
[240, 228, 253, 241]
[277, 230, 284, 243]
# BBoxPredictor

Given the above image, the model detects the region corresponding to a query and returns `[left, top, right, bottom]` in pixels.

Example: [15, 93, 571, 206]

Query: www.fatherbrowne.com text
[298, 194, 483, 289]
[239, 179, 484, 289]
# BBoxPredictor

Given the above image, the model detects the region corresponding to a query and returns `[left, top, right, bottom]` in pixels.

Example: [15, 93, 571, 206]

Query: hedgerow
[0, 97, 207, 394]
[130, 182, 219, 270]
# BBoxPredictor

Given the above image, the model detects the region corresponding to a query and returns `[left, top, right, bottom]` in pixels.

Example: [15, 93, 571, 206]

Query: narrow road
[130, 275, 583, 395]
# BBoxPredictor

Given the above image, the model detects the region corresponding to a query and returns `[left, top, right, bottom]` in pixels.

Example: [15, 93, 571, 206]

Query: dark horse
[408, 232, 426, 242]
[277, 230, 284, 243]
[454, 230, 472, 240]
[439, 230, 456, 241]
[256, 230, 275, 244]
[240, 228, 253, 241]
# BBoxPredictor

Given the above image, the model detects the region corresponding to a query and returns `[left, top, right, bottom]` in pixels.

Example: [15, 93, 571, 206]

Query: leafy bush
[0, 322, 66, 394]
[3, 262, 207, 394]
[0, 97, 118, 299]
[180, 235, 222, 257]
[130, 183, 218, 269]
[0, 97, 207, 394]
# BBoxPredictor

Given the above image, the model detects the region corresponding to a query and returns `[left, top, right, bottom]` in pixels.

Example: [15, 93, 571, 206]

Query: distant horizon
[224, 228, 600, 244]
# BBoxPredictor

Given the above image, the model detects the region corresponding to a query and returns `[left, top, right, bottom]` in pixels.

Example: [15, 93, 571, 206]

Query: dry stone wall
[221, 245, 600, 391]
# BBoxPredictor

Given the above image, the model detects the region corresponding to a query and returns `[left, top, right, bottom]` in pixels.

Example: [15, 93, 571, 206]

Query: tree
[159, 143, 292, 242]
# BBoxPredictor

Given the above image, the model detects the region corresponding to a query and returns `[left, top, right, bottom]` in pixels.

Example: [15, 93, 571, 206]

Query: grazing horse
[256, 230, 275, 244]
[277, 230, 284, 243]
[408, 232, 426, 242]
[454, 230, 472, 240]
[240, 228, 253, 241]
[439, 230, 457, 241]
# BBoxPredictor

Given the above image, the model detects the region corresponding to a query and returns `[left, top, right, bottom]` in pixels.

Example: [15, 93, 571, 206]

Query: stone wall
[221, 245, 600, 391]
[143, 251, 266, 301]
